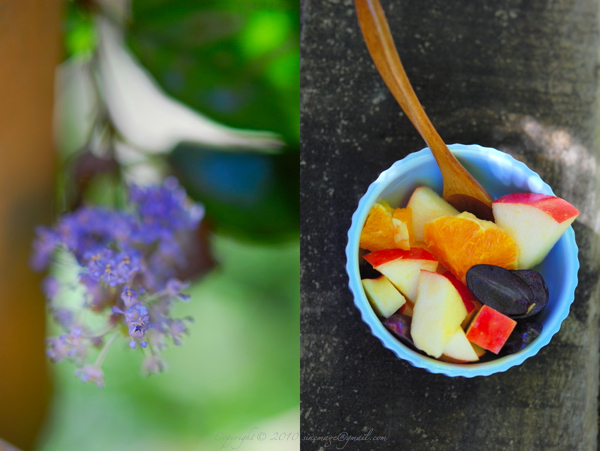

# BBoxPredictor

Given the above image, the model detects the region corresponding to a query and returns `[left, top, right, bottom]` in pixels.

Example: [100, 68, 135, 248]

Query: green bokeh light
[63, 4, 97, 58]
[239, 11, 292, 59]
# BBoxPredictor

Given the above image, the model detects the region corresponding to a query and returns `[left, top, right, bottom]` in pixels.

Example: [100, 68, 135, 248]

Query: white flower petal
[95, 18, 283, 154]
[53, 57, 97, 156]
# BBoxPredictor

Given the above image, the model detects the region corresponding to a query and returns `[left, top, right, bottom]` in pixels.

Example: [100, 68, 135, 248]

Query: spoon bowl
[445, 194, 495, 222]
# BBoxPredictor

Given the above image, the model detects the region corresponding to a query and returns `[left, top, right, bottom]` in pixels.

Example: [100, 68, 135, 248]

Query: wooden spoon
[355, 0, 494, 221]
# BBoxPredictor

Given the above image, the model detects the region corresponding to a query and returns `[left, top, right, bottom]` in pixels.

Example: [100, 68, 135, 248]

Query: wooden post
[0, 0, 62, 449]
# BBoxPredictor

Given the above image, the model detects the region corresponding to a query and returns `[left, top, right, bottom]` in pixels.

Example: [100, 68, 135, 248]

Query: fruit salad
[359, 186, 579, 363]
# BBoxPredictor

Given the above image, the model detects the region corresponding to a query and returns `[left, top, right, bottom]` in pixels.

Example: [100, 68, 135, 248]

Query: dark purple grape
[510, 269, 549, 318]
[383, 314, 415, 348]
[466, 265, 534, 316]
[501, 320, 543, 355]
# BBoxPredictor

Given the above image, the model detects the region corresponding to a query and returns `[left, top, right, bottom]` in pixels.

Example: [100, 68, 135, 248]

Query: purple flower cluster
[32, 177, 203, 386]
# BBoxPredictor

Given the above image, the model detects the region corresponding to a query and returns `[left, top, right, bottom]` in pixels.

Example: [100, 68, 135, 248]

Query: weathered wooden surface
[300, 0, 600, 449]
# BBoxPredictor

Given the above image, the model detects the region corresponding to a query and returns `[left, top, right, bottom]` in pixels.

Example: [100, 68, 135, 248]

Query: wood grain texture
[300, 0, 600, 449]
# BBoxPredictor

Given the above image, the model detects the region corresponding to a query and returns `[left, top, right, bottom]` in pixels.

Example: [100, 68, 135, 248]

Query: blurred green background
[38, 0, 299, 449]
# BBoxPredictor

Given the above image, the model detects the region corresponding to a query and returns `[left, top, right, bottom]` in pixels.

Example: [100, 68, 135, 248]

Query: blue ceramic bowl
[346, 144, 579, 377]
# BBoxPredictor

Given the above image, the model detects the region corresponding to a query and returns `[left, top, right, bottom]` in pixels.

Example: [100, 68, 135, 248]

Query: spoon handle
[355, 0, 493, 208]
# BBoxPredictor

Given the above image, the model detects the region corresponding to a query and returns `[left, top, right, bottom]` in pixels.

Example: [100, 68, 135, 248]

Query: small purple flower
[86, 248, 117, 285]
[127, 305, 153, 342]
[32, 177, 203, 385]
[46, 328, 87, 364]
[166, 279, 190, 301]
[157, 238, 186, 266]
[42, 276, 60, 300]
[114, 249, 141, 283]
[142, 355, 167, 376]
[50, 308, 74, 329]
[113, 304, 154, 349]
[167, 318, 191, 346]
[144, 256, 177, 292]
[75, 364, 105, 387]
[130, 177, 202, 243]
[85, 249, 138, 287]
[148, 330, 168, 351]
[31, 227, 60, 271]
[58, 208, 131, 261]
[46, 336, 70, 363]
[121, 285, 144, 308]
[109, 212, 137, 243]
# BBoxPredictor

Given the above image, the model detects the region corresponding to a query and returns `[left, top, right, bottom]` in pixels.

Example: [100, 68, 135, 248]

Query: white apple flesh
[411, 270, 468, 358]
[440, 327, 479, 363]
[493, 193, 579, 269]
[406, 186, 459, 243]
[362, 275, 406, 318]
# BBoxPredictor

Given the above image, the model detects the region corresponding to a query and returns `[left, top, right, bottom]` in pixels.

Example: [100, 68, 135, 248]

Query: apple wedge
[440, 328, 479, 363]
[411, 270, 468, 358]
[472, 342, 487, 358]
[440, 272, 476, 315]
[399, 298, 414, 317]
[466, 305, 517, 354]
[440, 271, 481, 329]
[362, 275, 406, 318]
[363, 248, 438, 301]
[406, 186, 459, 243]
[493, 193, 580, 269]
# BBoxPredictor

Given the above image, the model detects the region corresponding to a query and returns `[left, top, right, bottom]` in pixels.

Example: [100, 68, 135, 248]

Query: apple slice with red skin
[363, 248, 438, 301]
[440, 271, 476, 314]
[361, 275, 406, 318]
[461, 299, 483, 330]
[440, 271, 481, 329]
[411, 270, 468, 358]
[492, 193, 579, 269]
[466, 305, 517, 354]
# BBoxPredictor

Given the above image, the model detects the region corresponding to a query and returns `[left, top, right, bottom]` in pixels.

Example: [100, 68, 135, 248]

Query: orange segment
[423, 212, 518, 283]
[359, 201, 398, 251]
[392, 207, 414, 249]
